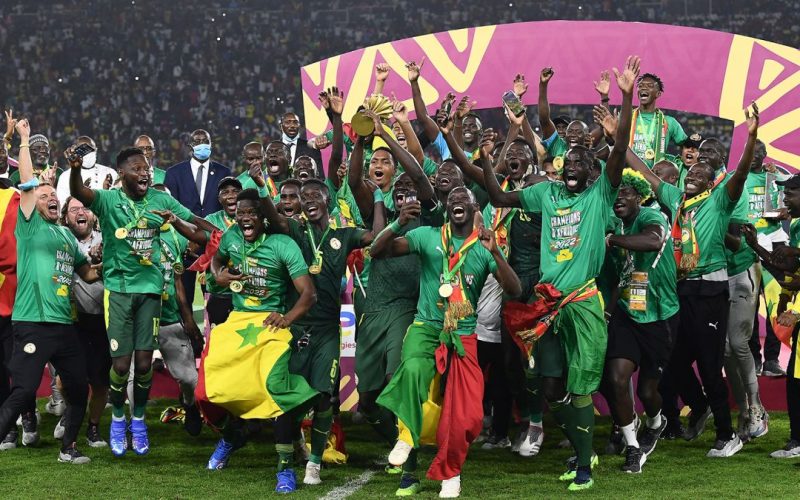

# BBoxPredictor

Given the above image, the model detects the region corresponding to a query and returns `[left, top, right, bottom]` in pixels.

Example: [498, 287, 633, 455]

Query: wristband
[601, 97, 609, 103]
[19, 143, 29, 148]
[18, 177, 40, 192]
[373, 189, 384, 204]
[389, 220, 403, 233]
[258, 184, 269, 198]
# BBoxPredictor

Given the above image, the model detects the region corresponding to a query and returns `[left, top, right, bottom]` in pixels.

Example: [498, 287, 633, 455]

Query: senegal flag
[196, 311, 318, 421]
[0, 188, 20, 317]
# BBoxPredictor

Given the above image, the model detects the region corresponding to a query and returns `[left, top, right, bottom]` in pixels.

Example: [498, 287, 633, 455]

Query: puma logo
[708, 322, 719, 330]
[576, 426, 590, 433]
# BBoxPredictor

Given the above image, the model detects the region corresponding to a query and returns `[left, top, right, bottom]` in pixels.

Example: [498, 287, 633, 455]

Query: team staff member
[69, 146, 215, 457]
[0, 119, 101, 463]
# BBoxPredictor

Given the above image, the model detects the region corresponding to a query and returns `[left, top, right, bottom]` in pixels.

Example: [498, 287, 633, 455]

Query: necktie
[195, 163, 204, 203]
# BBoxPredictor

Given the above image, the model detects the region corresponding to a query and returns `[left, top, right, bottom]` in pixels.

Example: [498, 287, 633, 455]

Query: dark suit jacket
[287, 132, 324, 178]
[164, 159, 231, 217]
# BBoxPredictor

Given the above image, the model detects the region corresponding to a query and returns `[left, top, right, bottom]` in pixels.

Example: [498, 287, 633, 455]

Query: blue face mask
[193, 143, 211, 161]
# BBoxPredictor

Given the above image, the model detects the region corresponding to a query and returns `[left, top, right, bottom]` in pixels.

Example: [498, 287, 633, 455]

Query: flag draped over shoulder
[195, 311, 318, 421]
[0, 189, 20, 317]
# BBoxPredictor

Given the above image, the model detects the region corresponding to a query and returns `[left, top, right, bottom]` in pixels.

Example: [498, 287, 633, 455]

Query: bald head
[134, 135, 156, 162]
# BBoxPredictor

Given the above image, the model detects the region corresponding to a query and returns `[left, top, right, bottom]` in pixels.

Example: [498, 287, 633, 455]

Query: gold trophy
[351, 94, 394, 137]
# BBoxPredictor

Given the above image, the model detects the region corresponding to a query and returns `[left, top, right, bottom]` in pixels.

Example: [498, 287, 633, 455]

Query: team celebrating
[2, 53, 800, 498]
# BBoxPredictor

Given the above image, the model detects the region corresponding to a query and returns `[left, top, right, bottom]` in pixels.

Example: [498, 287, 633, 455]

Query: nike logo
[576, 426, 590, 433]
[708, 322, 718, 330]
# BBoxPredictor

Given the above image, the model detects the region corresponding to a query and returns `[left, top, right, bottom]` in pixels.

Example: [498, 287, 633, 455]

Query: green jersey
[9, 166, 61, 187]
[363, 219, 420, 313]
[236, 171, 282, 203]
[610, 206, 678, 323]
[405, 225, 498, 334]
[657, 181, 739, 278]
[152, 167, 166, 185]
[159, 227, 188, 325]
[205, 210, 236, 296]
[519, 173, 618, 293]
[791, 219, 800, 247]
[217, 226, 308, 313]
[13, 208, 88, 323]
[89, 187, 194, 294]
[544, 133, 568, 159]
[631, 110, 687, 168]
[285, 218, 367, 325]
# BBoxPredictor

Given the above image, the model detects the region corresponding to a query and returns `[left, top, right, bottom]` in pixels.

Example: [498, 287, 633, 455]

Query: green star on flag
[236, 323, 262, 348]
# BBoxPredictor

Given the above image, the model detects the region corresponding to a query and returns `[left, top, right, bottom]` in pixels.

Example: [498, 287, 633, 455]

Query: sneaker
[480, 435, 511, 450]
[54, 416, 66, 440]
[568, 466, 594, 491]
[439, 475, 460, 498]
[747, 405, 769, 439]
[303, 461, 322, 485]
[58, 442, 91, 464]
[510, 427, 527, 453]
[129, 419, 150, 455]
[385, 464, 403, 474]
[86, 423, 107, 448]
[639, 418, 667, 457]
[396, 474, 421, 496]
[275, 469, 297, 494]
[389, 440, 413, 466]
[0, 428, 18, 450]
[770, 439, 800, 458]
[661, 420, 686, 440]
[183, 403, 202, 437]
[110, 418, 127, 456]
[605, 425, 625, 455]
[763, 360, 786, 377]
[683, 407, 712, 441]
[207, 438, 235, 470]
[20, 411, 39, 446]
[621, 445, 646, 473]
[518, 424, 544, 457]
[45, 395, 66, 417]
[559, 453, 599, 482]
[706, 434, 743, 458]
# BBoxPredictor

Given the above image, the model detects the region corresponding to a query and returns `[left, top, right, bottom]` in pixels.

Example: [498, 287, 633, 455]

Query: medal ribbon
[630, 109, 666, 163]
[120, 191, 149, 230]
[267, 176, 278, 198]
[670, 170, 726, 273]
[491, 178, 518, 257]
[240, 232, 267, 274]
[306, 222, 332, 267]
[440, 223, 480, 332]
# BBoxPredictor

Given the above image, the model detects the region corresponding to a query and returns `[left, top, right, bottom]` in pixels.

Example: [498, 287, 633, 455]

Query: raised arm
[370, 201, 418, 259]
[480, 227, 522, 298]
[248, 164, 289, 234]
[594, 70, 611, 109]
[452, 96, 476, 151]
[392, 96, 425, 165]
[440, 105, 485, 187]
[373, 63, 389, 96]
[726, 102, 760, 203]
[348, 135, 376, 219]
[606, 55, 640, 188]
[323, 87, 345, 189]
[538, 67, 556, 139]
[67, 143, 95, 207]
[14, 120, 37, 218]
[480, 132, 522, 208]
[406, 58, 440, 142]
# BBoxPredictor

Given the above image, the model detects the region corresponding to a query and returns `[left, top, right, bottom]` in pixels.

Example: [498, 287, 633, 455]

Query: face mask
[193, 144, 211, 161]
[82, 151, 97, 168]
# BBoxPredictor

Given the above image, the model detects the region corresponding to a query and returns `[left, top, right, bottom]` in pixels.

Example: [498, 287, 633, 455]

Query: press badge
[628, 271, 648, 311]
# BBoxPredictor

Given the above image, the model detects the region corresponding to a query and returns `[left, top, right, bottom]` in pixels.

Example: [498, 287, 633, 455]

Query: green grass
[1, 399, 796, 499]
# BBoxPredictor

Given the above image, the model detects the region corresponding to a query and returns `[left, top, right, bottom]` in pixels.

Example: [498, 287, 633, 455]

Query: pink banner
[302, 20, 800, 171]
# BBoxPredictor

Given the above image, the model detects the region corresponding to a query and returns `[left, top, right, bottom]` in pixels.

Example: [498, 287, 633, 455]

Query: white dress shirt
[190, 158, 210, 204]
[55, 163, 118, 204]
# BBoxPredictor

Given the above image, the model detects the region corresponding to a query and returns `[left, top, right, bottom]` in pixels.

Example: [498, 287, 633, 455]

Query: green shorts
[355, 307, 415, 393]
[288, 323, 340, 395]
[104, 291, 161, 358]
[530, 293, 607, 395]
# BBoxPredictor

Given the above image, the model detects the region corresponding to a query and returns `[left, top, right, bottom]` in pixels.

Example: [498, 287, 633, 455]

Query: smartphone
[404, 191, 418, 205]
[73, 143, 96, 158]
[502, 91, 526, 117]
[436, 100, 453, 126]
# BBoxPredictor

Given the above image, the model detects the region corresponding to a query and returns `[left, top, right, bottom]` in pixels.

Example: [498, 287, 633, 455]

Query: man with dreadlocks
[630, 72, 687, 168]
[600, 169, 677, 474]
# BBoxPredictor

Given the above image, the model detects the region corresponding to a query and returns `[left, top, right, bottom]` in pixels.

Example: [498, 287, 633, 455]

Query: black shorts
[606, 311, 673, 380]
[77, 312, 111, 387]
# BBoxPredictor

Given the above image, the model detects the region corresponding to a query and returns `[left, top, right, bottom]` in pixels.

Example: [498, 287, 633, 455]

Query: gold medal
[329, 237, 341, 250]
[439, 283, 453, 298]
[115, 227, 128, 239]
[644, 149, 656, 160]
[137, 218, 147, 229]
[230, 280, 243, 293]
[309, 264, 322, 275]
[173, 262, 185, 275]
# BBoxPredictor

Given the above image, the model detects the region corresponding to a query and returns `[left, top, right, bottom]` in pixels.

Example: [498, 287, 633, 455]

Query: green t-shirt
[89, 188, 194, 294]
[545, 133, 568, 159]
[657, 181, 738, 278]
[217, 226, 308, 313]
[159, 227, 189, 325]
[519, 173, 618, 293]
[152, 167, 166, 186]
[405, 225, 498, 334]
[631, 110, 688, 168]
[364, 219, 420, 313]
[285, 218, 367, 325]
[791, 219, 800, 247]
[205, 210, 236, 296]
[611, 206, 678, 323]
[13, 208, 88, 323]
[236, 170, 282, 202]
